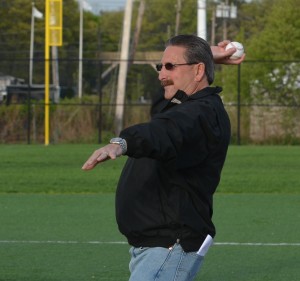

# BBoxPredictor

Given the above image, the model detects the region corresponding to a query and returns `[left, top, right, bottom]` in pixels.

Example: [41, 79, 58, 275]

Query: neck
[186, 82, 209, 96]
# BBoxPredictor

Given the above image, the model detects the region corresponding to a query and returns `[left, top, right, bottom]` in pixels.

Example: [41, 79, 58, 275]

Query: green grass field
[0, 145, 299, 280]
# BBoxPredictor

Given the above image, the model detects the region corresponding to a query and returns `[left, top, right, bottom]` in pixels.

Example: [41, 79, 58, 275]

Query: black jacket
[117, 86, 231, 252]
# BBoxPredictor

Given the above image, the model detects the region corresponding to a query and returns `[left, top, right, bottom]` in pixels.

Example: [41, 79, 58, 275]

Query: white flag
[33, 7, 43, 19]
[82, 0, 92, 12]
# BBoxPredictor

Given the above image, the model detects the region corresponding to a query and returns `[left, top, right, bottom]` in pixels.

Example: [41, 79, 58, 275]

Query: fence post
[237, 64, 241, 145]
[27, 85, 31, 144]
[98, 60, 103, 144]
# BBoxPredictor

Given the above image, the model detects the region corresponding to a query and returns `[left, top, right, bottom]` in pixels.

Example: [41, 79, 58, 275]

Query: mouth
[161, 80, 173, 87]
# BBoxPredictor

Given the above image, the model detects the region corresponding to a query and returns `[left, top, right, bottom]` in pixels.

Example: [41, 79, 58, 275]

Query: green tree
[0, 0, 102, 93]
[245, 0, 300, 60]
[136, 0, 197, 51]
[244, 0, 300, 105]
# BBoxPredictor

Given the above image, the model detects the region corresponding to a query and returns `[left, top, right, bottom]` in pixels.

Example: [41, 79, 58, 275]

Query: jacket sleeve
[119, 116, 181, 162]
[119, 101, 221, 164]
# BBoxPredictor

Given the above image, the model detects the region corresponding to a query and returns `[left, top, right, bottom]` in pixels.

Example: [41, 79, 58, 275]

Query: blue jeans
[129, 243, 204, 281]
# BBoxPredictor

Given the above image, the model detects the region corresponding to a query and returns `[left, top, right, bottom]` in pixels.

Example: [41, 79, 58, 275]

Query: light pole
[197, 0, 207, 39]
[29, 2, 43, 86]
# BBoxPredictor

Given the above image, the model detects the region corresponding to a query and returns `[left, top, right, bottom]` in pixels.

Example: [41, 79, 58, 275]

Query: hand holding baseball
[212, 40, 245, 65]
[225, 41, 244, 60]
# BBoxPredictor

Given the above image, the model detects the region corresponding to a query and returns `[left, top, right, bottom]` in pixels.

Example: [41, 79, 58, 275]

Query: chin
[164, 92, 175, 100]
[164, 88, 176, 100]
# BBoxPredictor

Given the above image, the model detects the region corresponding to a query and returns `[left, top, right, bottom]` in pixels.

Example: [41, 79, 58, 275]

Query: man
[150, 39, 243, 115]
[82, 35, 245, 281]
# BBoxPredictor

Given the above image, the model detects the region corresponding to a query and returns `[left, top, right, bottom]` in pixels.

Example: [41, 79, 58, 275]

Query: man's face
[158, 46, 201, 99]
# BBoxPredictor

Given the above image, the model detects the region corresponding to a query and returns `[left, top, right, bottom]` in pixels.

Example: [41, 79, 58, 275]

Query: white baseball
[225, 41, 244, 60]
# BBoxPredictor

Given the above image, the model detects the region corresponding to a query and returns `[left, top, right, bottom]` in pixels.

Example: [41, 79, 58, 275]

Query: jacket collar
[157, 86, 222, 114]
[170, 90, 189, 104]
[172, 86, 222, 104]
[188, 86, 222, 100]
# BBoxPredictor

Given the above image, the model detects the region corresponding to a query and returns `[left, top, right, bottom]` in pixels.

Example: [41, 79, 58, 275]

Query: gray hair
[165, 34, 214, 85]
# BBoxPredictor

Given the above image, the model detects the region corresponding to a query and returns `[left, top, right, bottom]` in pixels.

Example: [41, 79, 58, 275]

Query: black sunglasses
[156, 62, 198, 71]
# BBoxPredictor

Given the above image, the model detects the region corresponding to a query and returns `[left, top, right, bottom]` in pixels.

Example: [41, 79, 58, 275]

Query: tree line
[0, 0, 299, 105]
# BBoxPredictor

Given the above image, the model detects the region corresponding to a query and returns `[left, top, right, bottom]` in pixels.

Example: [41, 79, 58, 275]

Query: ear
[194, 63, 205, 82]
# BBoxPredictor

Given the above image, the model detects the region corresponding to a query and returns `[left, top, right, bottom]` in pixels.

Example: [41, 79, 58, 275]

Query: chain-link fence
[1, 58, 299, 145]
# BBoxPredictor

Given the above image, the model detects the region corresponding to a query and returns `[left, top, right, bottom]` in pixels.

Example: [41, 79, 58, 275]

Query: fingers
[223, 46, 237, 57]
[96, 151, 110, 162]
[225, 53, 246, 65]
[214, 51, 246, 65]
[81, 144, 122, 171]
[82, 150, 107, 170]
[217, 40, 231, 47]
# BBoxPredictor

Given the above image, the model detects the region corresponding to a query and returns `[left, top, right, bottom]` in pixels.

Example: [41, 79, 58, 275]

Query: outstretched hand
[82, 144, 122, 171]
[212, 40, 246, 65]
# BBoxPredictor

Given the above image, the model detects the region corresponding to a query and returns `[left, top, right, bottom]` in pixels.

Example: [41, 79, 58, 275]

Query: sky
[83, 0, 253, 14]
[86, 0, 127, 13]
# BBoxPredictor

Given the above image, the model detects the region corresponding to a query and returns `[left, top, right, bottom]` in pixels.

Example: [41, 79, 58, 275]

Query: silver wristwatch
[110, 137, 127, 155]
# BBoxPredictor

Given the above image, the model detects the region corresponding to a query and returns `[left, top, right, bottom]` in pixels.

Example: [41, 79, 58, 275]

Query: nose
[158, 67, 167, 81]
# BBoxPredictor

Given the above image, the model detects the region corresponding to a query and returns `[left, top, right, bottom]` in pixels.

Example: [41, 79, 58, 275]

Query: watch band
[110, 137, 127, 155]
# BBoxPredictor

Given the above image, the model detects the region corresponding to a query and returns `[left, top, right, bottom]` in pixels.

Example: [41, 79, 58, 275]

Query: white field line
[0, 240, 299, 247]
[214, 242, 300, 246]
[0, 240, 127, 245]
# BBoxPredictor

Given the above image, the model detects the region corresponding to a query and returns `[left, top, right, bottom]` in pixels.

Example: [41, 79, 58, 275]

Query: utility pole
[115, 0, 133, 135]
[175, 0, 182, 36]
[130, 0, 145, 63]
